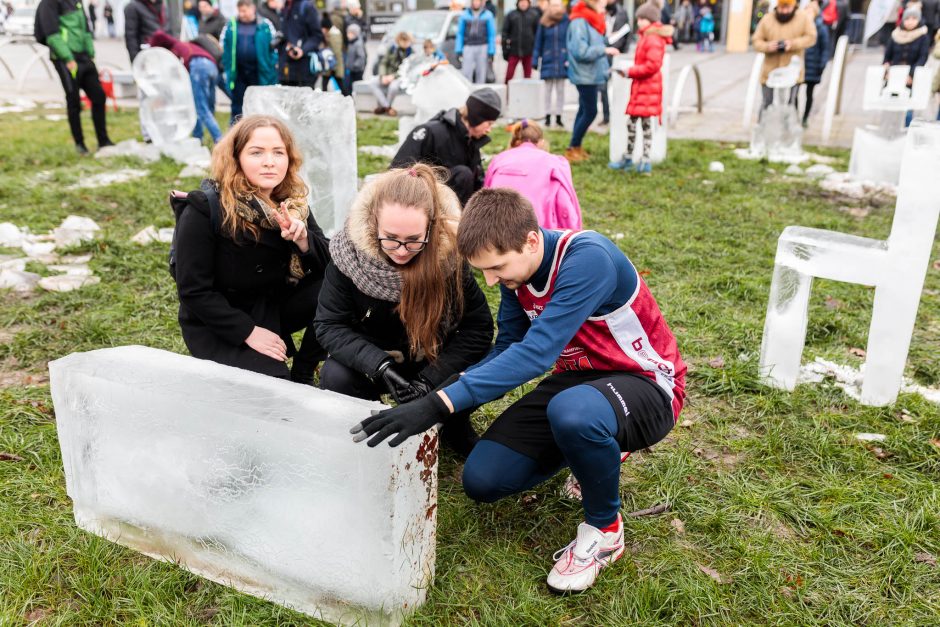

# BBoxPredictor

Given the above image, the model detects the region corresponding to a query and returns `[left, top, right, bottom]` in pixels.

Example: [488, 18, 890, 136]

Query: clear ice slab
[505, 78, 546, 121]
[132, 48, 197, 146]
[609, 55, 669, 164]
[49, 346, 438, 625]
[759, 121, 940, 406]
[746, 58, 804, 163]
[243, 87, 357, 237]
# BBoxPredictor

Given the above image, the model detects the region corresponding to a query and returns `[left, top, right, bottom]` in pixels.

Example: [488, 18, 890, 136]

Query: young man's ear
[525, 230, 541, 252]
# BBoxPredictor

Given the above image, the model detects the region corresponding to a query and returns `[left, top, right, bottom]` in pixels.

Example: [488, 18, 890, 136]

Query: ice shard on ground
[50, 346, 438, 626]
[243, 86, 357, 237]
[759, 121, 940, 406]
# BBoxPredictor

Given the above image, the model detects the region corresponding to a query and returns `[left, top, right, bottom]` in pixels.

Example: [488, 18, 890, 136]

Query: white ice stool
[759, 121, 940, 406]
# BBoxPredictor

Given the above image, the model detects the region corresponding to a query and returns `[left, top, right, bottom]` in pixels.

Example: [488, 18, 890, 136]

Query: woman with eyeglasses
[315, 164, 494, 457]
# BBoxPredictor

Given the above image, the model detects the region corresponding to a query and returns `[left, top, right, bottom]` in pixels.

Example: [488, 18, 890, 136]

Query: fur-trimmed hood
[345, 175, 462, 263]
[641, 22, 675, 40]
[892, 24, 928, 45]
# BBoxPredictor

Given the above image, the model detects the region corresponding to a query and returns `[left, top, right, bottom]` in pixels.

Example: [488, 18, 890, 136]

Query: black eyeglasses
[378, 229, 430, 252]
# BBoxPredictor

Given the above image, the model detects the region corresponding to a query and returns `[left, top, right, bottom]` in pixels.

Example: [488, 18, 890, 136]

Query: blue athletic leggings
[462, 385, 622, 528]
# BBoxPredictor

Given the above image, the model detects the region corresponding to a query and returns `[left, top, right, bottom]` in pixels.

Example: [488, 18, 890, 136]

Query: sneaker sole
[545, 544, 625, 595]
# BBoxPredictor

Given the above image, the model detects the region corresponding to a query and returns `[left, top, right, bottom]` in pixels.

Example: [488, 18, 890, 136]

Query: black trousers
[448, 165, 477, 206]
[52, 55, 110, 147]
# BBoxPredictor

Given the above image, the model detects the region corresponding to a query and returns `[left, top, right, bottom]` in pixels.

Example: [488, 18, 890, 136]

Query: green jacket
[36, 0, 95, 61]
[220, 17, 278, 90]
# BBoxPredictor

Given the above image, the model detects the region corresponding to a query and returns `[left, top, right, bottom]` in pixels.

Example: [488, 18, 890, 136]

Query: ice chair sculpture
[848, 65, 932, 186]
[759, 121, 940, 406]
[609, 54, 669, 164]
[243, 86, 357, 237]
[132, 47, 196, 146]
[49, 346, 438, 626]
[748, 56, 803, 162]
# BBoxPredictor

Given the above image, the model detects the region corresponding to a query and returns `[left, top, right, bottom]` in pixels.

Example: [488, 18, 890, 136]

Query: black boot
[544, 114, 551, 127]
[555, 115, 564, 129]
[439, 412, 479, 460]
[75, 143, 90, 156]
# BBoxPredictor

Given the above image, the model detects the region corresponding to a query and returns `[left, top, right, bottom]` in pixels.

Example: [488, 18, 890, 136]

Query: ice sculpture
[747, 57, 803, 163]
[506, 78, 546, 121]
[132, 48, 197, 146]
[759, 121, 940, 406]
[49, 346, 438, 625]
[609, 55, 669, 164]
[243, 87, 357, 237]
[848, 65, 932, 186]
[409, 62, 474, 125]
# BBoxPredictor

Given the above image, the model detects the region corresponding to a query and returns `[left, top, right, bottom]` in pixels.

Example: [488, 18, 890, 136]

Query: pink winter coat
[483, 142, 582, 230]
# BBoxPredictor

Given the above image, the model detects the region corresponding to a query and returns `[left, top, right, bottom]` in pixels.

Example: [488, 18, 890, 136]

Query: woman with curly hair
[173, 115, 330, 383]
[315, 164, 494, 457]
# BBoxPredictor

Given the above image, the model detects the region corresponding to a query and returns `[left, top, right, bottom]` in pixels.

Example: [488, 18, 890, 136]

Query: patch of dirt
[692, 445, 743, 468]
[0, 356, 49, 389]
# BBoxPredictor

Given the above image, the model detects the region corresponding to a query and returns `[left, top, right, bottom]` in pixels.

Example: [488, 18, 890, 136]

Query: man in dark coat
[124, 0, 164, 61]
[277, 0, 323, 87]
[197, 0, 226, 38]
[600, 0, 629, 124]
[258, 0, 281, 31]
[390, 88, 502, 205]
[920, 0, 939, 41]
[502, 0, 541, 81]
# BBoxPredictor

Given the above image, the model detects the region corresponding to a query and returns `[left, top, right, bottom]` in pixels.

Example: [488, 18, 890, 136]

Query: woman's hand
[274, 203, 309, 253]
[245, 326, 288, 362]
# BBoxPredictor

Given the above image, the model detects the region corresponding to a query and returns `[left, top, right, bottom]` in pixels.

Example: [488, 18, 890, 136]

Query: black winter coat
[198, 10, 226, 39]
[175, 190, 330, 376]
[315, 262, 494, 386]
[502, 7, 540, 58]
[883, 26, 930, 77]
[390, 108, 491, 197]
[277, 0, 323, 84]
[124, 0, 165, 61]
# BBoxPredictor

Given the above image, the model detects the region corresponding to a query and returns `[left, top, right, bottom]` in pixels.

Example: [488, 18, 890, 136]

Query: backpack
[191, 34, 224, 65]
[168, 182, 222, 281]
[822, 0, 838, 26]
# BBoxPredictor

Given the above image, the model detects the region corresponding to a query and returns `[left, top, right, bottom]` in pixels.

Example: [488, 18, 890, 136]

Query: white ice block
[132, 48, 197, 146]
[760, 121, 940, 406]
[861, 65, 931, 112]
[609, 55, 669, 164]
[848, 124, 906, 185]
[747, 59, 804, 163]
[243, 87, 357, 237]
[506, 78, 546, 121]
[410, 63, 474, 126]
[49, 346, 438, 625]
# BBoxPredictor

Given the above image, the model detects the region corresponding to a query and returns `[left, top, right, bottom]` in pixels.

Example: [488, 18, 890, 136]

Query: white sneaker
[546, 514, 625, 593]
[561, 452, 631, 502]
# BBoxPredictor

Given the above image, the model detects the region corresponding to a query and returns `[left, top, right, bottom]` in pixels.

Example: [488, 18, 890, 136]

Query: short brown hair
[457, 188, 540, 258]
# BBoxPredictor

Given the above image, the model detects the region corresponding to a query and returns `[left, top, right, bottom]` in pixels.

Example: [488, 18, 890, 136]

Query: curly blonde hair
[210, 115, 308, 240]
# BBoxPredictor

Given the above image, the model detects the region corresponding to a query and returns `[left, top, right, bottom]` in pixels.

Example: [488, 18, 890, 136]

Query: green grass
[1, 109, 939, 626]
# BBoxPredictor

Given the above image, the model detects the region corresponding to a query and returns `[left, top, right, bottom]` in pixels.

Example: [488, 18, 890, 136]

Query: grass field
[1, 109, 938, 626]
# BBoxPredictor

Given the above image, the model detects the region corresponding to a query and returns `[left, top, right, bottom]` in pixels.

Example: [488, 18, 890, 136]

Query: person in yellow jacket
[751, 0, 816, 111]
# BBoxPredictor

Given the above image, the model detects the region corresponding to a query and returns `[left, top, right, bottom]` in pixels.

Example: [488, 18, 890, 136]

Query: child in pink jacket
[483, 119, 582, 229]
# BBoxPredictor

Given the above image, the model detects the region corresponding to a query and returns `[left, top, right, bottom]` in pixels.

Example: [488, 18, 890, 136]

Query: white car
[4, 7, 37, 38]
[374, 10, 462, 73]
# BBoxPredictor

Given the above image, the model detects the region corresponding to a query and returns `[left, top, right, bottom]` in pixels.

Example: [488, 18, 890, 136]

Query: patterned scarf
[329, 224, 403, 302]
[236, 195, 310, 282]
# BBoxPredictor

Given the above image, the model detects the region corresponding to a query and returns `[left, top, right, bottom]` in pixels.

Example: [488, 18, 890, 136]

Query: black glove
[396, 375, 434, 404]
[372, 359, 410, 403]
[350, 391, 450, 447]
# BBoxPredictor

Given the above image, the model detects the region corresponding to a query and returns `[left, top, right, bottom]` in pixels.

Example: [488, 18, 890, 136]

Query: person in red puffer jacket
[608, 2, 673, 174]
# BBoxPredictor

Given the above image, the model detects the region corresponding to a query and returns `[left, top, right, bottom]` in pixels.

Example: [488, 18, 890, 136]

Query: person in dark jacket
[174, 115, 329, 384]
[599, 0, 629, 124]
[221, 0, 278, 123]
[316, 164, 494, 458]
[921, 0, 939, 41]
[124, 0, 165, 141]
[368, 31, 413, 115]
[277, 0, 323, 87]
[36, 0, 113, 154]
[534, 0, 569, 127]
[456, 0, 497, 84]
[503, 0, 541, 81]
[883, 5, 930, 126]
[258, 0, 281, 31]
[197, 0, 226, 38]
[345, 22, 367, 95]
[802, 0, 829, 127]
[390, 88, 502, 205]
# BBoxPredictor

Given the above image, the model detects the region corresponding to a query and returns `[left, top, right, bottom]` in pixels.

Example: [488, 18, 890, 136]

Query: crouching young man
[351, 188, 686, 593]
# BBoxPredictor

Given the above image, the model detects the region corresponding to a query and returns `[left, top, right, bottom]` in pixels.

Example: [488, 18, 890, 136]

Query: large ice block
[848, 122, 906, 185]
[759, 121, 940, 406]
[243, 87, 357, 237]
[506, 79, 546, 121]
[132, 48, 197, 146]
[861, 65, 931, 112]
[409, 63, 474, 125]
[747, 58, 804, 163]
[49, 346, 438, 625]
[609, 55, 669, 164]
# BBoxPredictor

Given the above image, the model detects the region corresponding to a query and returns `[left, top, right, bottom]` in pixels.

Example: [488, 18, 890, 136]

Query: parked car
[4, 7, 36, 38]
[373, 10, 461, 74]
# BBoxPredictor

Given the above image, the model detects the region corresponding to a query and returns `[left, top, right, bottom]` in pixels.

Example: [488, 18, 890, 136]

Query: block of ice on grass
[49, 346, 438, 625]
[609, 55, 668, 164]
[243, 87, 357, 237]
[410, 63, 474, 125]
[132, 48, 197, 146]
[759, 121, 940, 406]
[848, 123, 906, 186]
[506, 79, 546, 121]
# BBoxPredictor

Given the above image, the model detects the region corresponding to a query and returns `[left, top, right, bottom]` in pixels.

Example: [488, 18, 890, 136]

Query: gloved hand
[372, 359, 411, 403]
[350, 391, 450, 447]
[395, 375, 433, 404]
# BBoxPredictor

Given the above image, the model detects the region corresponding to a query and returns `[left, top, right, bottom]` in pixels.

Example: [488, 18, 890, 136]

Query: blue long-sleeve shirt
[444, 229, 639, 412]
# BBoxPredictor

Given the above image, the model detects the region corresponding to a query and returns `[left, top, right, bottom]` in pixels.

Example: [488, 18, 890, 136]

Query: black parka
[502, 6, 541, 58]
[174, 189, 330, 377]
[124, 0, 164, 61]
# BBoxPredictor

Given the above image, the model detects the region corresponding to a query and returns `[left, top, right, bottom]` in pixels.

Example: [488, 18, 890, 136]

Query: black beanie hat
[466, 88, 502, 126]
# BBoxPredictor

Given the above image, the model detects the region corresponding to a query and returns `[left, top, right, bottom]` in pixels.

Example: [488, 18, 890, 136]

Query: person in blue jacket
[456, 0, 497, 84]
[801, 0, 829, 127]
[533, 0, 569, 127]
[277, 0, 323, 87]
[221, 0, 278, 124]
